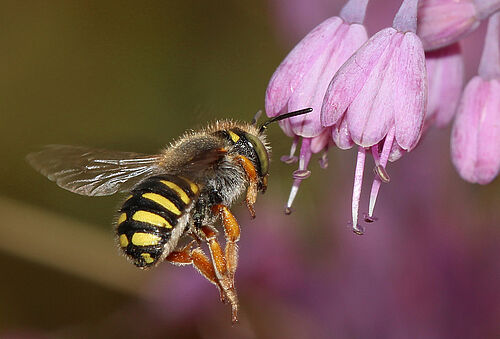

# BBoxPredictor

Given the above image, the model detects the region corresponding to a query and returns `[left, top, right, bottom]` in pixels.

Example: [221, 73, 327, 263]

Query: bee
[27, 108, 311, 323]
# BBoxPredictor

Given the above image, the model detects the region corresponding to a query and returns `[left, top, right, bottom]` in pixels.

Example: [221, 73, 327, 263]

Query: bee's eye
[244, 133, 269, 176]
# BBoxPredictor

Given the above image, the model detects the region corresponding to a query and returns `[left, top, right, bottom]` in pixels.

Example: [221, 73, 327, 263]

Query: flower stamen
[318, 148, 329, 169]
[368, 126, 395, 218]
[285, 138, 313, 214]
[363, 213, 378, 223]
[352, 146, 366, 233]
[371, 144, 380, 165]
[280, 136, 300, 164]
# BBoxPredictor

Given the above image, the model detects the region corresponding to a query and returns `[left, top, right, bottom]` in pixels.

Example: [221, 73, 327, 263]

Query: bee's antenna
[251, 110, 263, 126]
[258, 108, 313, 134]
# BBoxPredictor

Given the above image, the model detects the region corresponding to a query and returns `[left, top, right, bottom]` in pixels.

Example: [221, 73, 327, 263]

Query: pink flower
[425, 43, 465, 128]
[451, 12, 500, 184]
[265, 0, 369, 213]
[321, 0, 427, 233]
[417, 0, 500, 50]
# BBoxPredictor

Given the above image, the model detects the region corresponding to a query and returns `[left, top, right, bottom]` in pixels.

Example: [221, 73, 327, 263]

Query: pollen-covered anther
[351, 223, 365, 236]
[292, 169, 312, 180]
[363, 213, 378, 223]
[374, 165, 390, 183]
[281, 155, 298, 164]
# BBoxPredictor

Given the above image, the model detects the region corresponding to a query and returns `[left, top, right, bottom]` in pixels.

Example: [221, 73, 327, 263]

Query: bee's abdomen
[116, 174, 199, 268]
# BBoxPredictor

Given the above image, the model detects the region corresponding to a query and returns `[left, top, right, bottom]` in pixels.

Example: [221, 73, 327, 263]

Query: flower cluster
[266, 0, 500, 233]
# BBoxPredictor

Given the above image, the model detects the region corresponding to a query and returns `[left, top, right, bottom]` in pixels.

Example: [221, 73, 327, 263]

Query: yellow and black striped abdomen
[116, 174, 199, 268]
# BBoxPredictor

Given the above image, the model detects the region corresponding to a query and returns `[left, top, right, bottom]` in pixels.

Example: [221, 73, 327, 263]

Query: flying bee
[27, 108, 311, 323]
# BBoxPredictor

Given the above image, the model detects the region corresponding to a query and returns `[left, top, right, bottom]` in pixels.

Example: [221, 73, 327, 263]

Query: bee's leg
[201, 225, 239, 324]
[210, 205, 240, 287]
[235, 155, 258, 218]
[166, 241, 226, 303]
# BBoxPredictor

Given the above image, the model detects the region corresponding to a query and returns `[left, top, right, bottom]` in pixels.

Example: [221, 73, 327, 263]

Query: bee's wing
[181, 148, 228, 174]
[161, 134, 229, 176]
[27, 145, 161, 196]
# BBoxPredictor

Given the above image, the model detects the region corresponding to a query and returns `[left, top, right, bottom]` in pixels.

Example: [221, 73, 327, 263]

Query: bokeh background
[1, 1, 499, 338]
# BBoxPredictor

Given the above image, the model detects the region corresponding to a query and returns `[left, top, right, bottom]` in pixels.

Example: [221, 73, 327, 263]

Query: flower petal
[393, 32, 427, 151]
[321, 28, 397, 127]
[475, 79, 500, 183]
[278, 119, 295, 137]
[332, 115, 354, 150]
[310, 128, 331, 153]
[388, 142, 406, 162]
[287, 22, 368, 137]
[345, 32, 401, 147]
[265, 17, 343, 117]
[417, 0, 479, 50]
[451, 77, 484, 182]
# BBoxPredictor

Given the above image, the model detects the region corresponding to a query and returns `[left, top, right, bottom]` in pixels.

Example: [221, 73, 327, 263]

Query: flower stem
[393, 0, 419, 33]
[478, 11, 500, 79]
[475, 0, 500, 20]
[340, 0, 370, 24]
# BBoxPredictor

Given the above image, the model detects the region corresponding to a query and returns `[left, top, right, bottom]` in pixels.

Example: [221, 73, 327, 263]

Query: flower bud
[425, 43, 465, 128]
[451, 11, 500, 184]
[417, 0, 479, 50]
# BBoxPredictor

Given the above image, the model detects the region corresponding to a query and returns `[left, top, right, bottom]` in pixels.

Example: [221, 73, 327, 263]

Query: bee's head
[252, 107, 312, 177]
[220, 108, 312, 192]
[212, 108, 311, 192]
[220, 127, 270, 191]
